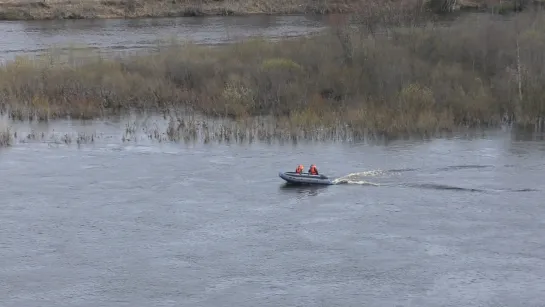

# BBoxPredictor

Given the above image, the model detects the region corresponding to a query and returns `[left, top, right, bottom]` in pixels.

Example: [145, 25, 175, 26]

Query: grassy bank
[0, 0, 540, 20]
[1, 11, 545, 138]
[0, 0, 386, 20]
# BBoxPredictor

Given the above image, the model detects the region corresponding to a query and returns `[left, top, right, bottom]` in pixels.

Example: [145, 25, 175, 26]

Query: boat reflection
[278, 183, 330, 197]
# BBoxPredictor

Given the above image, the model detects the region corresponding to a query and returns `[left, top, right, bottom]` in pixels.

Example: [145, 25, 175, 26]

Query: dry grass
[0, 128, 97, 146]
[1, 11, 545, 138]
[0, 0, 543, 20]
[0, 126, 13, 146]
[0, 0, 407, 20]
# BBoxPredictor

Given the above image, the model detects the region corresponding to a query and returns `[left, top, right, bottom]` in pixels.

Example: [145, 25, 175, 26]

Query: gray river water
[1, 14, 544, 306]
[0, 15, 332, 61]
[1, 118, 545, 306]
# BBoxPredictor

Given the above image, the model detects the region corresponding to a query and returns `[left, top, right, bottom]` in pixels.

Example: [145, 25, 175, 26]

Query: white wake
[331, 170, 385, 186]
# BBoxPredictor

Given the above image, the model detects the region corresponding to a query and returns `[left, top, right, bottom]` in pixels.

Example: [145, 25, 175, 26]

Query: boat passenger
[295, 164, 304, 174]
[308, 164, 319, 175]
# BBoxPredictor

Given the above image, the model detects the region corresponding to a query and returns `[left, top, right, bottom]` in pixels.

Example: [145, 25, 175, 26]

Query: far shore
[1, 0, 385, 20]
[0, 0, 536, 21]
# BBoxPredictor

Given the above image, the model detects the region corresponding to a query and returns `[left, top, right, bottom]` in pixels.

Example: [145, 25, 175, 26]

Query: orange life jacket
[309, 165, 318, 175]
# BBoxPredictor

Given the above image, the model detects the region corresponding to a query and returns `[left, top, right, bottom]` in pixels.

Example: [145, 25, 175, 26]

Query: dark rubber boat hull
[278, 171, 334, 185]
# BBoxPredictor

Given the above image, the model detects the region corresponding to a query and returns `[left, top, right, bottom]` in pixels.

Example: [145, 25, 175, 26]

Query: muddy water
[0, 15, 332, 61]
[1, 118, 544, 307]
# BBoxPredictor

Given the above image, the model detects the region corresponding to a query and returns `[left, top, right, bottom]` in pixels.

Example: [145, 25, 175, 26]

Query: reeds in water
[2, 10, 545, 140]
[0, 127, 13, 147]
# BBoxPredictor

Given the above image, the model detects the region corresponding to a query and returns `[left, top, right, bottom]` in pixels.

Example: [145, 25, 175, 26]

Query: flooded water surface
[0, 15, 331, 61]
[1, 119, 544, 306]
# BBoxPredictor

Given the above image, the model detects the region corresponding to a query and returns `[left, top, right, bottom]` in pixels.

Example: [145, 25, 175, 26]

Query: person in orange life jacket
[308, 164, 319, 175]
[295, 164, 304, 174]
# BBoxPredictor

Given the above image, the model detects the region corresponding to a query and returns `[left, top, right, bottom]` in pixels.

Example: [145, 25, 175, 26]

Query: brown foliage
[0, 0, 542, 20]
[0, 126, 13, 146]
[0, 0, 422, 20]
[1, 11, 545, 136]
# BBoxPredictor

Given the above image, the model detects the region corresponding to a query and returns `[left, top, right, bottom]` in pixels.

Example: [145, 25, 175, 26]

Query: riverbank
[1, 11, 544, 143]
[0, 0, 535, 21]
[0, 0, 385, 20]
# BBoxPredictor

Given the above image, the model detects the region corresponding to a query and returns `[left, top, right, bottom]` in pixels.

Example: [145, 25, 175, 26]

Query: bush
[1, 11, 545, 136]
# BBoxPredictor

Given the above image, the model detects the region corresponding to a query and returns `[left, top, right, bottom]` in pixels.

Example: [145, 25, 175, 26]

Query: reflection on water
[511, 127, 545, 142]
[278, 183, 329, 197]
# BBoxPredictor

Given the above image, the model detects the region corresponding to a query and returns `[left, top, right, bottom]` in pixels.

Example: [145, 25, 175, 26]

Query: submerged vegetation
[1, 10, 545, 143]
[0, 126, 13, 147]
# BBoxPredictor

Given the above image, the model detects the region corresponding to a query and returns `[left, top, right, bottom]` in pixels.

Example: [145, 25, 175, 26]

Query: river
[0, 15, 334, 61]
[1, 13, 544, 306]
[1, 117, 544, 306]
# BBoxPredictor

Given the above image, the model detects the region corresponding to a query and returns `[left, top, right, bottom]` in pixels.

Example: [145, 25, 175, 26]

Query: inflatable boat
[278, 171, 334, 185]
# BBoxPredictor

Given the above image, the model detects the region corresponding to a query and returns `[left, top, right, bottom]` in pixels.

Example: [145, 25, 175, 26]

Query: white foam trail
[332, 169, 385, 185]
[334, 179, 380, 186]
